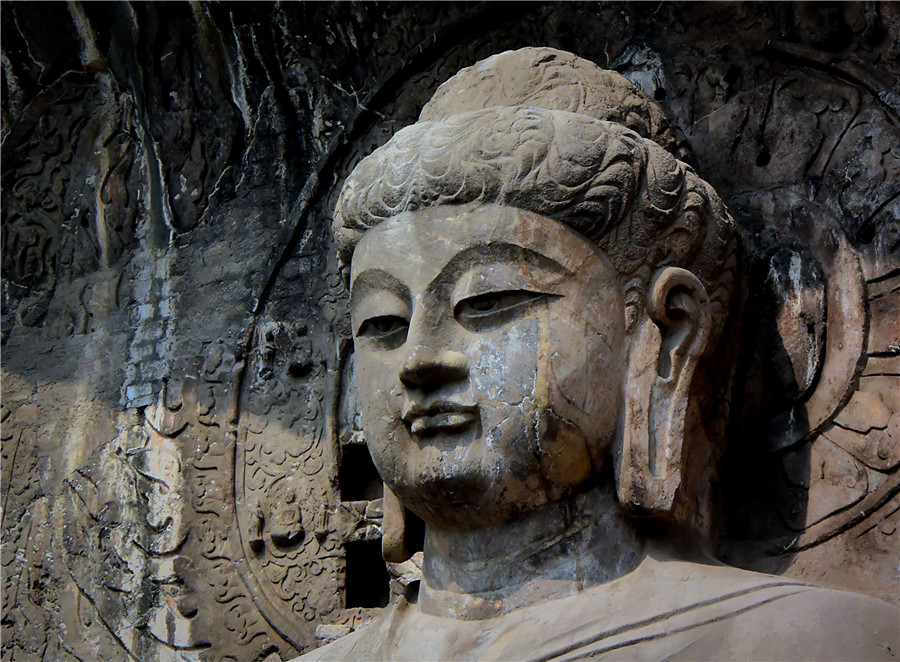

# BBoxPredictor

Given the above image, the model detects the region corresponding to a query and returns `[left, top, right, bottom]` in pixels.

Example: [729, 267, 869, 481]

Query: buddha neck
[417, 483, 644, 619]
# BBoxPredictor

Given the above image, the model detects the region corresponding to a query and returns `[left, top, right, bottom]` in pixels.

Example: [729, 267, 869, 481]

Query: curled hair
[419, 47, 685, 158]
[334, 105, 736, 341]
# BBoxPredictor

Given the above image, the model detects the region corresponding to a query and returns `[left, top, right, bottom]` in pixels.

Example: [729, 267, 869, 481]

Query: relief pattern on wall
[2, 3, 898, 660]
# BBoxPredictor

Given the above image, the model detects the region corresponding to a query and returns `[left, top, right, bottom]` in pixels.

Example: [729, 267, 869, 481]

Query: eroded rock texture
[2, 3, 898, 661]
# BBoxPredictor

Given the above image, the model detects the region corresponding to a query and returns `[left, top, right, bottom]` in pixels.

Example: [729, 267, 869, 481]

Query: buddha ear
[617, 267, 712, 514]
[382, 483, 427, 563]
[382, 484, 413, 562]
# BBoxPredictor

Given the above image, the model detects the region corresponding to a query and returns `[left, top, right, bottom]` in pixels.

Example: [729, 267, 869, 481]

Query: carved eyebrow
[350, 269, 411, 309]
[428, 242, 571, 290]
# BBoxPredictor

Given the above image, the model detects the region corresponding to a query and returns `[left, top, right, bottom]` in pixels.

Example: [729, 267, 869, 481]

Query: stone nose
[399, 346, 469, 389]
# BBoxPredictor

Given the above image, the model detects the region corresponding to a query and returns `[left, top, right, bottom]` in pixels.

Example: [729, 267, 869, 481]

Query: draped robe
[299, 556, 898, 661]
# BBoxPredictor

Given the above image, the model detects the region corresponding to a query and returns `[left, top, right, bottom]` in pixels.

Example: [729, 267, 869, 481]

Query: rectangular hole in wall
[339, 443, 383, 502]
[344, 539, 390, 608]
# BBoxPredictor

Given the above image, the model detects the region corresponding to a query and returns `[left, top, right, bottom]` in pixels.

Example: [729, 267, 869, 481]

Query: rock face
[1, 4, 898, 661]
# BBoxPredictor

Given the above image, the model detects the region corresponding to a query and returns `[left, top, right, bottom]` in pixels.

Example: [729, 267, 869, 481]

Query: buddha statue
[298, 48, 898, 661]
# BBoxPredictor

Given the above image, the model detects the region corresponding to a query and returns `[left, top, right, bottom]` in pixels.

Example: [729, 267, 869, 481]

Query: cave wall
[2, 3, 898, 660]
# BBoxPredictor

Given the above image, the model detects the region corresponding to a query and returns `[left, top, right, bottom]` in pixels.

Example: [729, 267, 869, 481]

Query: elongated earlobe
[383, 484, 416, 562]
[618, 267, 711, 514]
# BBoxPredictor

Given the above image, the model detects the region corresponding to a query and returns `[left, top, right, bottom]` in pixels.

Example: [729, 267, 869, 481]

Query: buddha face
[350, 204, 625, 529]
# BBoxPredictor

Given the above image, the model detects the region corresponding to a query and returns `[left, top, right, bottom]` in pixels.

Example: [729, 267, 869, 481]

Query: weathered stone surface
[299, 45, 897, 661]
[2, 3, 898, 660]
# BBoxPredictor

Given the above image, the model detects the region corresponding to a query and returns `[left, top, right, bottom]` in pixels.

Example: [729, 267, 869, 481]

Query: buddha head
[333, 48, 737, 555]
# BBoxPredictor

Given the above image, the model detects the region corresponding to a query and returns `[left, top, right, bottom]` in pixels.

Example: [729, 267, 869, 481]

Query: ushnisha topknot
[333, 47, 736, 341]
[419, 47, 685, 158]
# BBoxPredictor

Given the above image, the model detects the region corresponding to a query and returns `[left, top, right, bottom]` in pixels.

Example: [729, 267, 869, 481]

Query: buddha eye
[357, 315, 408, 348]
[454, 290, 552, 331]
